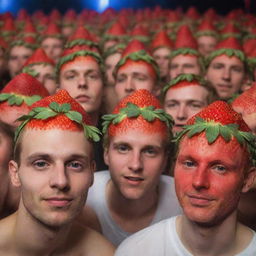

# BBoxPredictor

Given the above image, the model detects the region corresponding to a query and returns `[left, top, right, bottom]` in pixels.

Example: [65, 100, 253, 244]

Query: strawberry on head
[175, 100, 256, 166]
[15, 89, 101, 143]
[102, 89, 173, 138]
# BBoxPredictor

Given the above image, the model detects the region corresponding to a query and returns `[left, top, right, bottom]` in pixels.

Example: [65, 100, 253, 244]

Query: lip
[44, 197, 73, 207]
[217, 84, 232, 90]
[123, 176, 144, 186]
[75, 95, 90, 103]
[187, 194, 214, 206]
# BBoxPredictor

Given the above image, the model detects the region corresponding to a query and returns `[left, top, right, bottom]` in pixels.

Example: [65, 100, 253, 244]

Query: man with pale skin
[79, 89, 182, 246]
[57, 46, 104, 126]
[0, 89, 115, 255]
[163, 74, 217, 133]
[114, 40, 160, 100]
[115, 100, 256, 255]
[205, 37, 247, 101]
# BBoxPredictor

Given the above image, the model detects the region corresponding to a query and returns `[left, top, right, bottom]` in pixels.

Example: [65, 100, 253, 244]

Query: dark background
[0, 0, 255, 15]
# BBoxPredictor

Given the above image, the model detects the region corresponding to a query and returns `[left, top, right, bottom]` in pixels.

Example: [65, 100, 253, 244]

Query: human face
[105, 53, 121, 86]
[164, 85, 208, 133]
[169, 55, 201, 79]
[59, 57, 103, 114]
[115, 61, 156, 100]
[31, 64, 57, 95]
[205, 55, 245, 100]
[175, 135, 252, 226]
[41, 37, 63, 63]
[104, 129, 167, 200]
[197, 35, 218, 56]
[0, 104, 31, 128]
[152, 47, 171, 78]
[8, 46, 33, 78]
[9, 129, 94, 228]
[0, 48, 6, 74]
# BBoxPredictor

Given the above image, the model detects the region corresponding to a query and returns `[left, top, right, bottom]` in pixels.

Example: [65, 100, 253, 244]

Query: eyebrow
[26, 153, 89, 162]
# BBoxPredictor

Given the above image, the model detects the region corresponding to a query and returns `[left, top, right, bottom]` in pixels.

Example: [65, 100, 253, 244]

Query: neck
[177, 212, 239, 256]
[13, 201, 71, 256]
[107, 180, 159, 218]
[89, 111, 99, 126]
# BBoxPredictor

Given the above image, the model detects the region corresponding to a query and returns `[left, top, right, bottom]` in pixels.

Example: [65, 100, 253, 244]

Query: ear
[103, 148, 110, 166]
[9, 160, 21, 187]
[242, 167, 256, 193]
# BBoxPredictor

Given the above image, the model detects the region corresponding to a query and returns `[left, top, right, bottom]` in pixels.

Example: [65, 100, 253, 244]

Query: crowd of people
[0, 5, 255, 255]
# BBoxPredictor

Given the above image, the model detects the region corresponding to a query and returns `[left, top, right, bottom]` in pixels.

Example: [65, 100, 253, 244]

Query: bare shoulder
[66, 222, 115, 256]
[0, 213, 16, 253]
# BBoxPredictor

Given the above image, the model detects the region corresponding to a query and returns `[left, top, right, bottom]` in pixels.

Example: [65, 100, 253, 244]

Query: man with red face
[115, 101, 256, 255]
[79, 89, 182, 246]
[0, 90, 115, 255]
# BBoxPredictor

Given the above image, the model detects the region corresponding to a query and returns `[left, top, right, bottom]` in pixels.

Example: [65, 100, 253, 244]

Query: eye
[232, 67, 243, 73]
[33, 160, 49, 170]
[66, 161, 84, 172]
[143, 147, 158, 157]
[212, 165, 226, 173]
[136, 75, 147, 81]
[87, 73, 100, 80]
[183, 160, 196, 168]
[165, 102, 177, 109]
[116, 76, 125, 83]
[115, 144, 130, 153]
[212, 64, 223, 69]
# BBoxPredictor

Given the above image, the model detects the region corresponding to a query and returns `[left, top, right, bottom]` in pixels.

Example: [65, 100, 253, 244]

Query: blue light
[0, 0, 18, 14]
[98, 0, 109, 12]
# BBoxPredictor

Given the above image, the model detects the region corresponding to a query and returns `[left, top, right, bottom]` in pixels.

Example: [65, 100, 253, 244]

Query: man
[0, 89, 115, 255]
[40, 22, 64, 63]
[57, 45, 103, 126]
[205, 37, 247, 101]
[22, 48, 57, 95]
[169, 25, 204, 80]
[7, 36, 37, 78]
[163, 73, 217, 133]
[80, 89, 182, 246]
[115, 100, 256, 255]
[114, 40, 160, 100]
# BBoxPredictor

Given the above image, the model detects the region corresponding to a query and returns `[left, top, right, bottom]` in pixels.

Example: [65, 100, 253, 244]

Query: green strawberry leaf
[65, 111, 83, 123]
[187, 125, 206, 138]
[0, 93, 11, 101]
[24, 95, 42, 106]
[59, 103, 71, 112]
[34, 110, 57, 119]
[141, 108, 155, 121]
[205, 125, 220, 144]
[219, 126, 232, 142]
[50, 102, 61, 112]
[113, 114, 126, 124]
[83, 124, 101, 142]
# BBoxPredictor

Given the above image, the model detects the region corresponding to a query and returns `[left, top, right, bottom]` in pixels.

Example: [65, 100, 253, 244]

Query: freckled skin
[174, 133, 248, 227]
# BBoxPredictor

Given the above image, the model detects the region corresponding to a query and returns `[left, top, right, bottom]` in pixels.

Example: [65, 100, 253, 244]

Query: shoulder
[115, 218, 175, 256]
[68, 223, 115, 256]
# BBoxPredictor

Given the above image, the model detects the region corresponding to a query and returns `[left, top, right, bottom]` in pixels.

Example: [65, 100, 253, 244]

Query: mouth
[44, 197, 73, 207]
[124, 176, 144, 185]
[187, 194, 214, 206]
[217, 84, 232, 90]
[75, 95, 90, 103]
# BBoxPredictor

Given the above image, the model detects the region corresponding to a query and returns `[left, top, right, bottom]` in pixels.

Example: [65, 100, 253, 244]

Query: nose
[176, 105, 188, 121]
[192, 168, 210, 190]
[124, 77, 135, 93]
[49, 164, 70, 191]
[128, 150, 143, 172]
[222, 67, 231, 81]
[78, 75, 88, 89]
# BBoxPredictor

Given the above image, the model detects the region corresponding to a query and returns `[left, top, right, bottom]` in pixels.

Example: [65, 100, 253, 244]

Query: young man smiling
[115, 100, 256, 255]
[80, 89, 182, 246]
[0, 90, 114, 255]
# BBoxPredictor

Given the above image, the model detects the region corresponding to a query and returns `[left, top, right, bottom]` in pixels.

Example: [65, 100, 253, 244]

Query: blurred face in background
[41, 37, 63, 63]
[197, 35, 218, 56]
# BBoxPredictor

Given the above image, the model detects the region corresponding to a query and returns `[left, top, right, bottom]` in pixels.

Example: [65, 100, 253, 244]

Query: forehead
[210, 54, 244, 67]
[20, 129, 92, 159]
[153, 47, 171, 56]
[178, 134, 245, 166]
[60, 57, 100, 74]
[165, 85, 208, 102]
[171, 54, 198, 65]
[10, 46, 33, 56]
[197, 35, 217, 44]
[110, 129, 165, 147]
[117, 61, 153, 76]
[105, 53, 121, 65]
[41, 37, 62, 46]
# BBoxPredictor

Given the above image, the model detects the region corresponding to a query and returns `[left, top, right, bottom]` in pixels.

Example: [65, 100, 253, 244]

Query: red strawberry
[121, 40, 147, 58]
[108, 89, 169, 137]
[232, 83, 256, 115]
[174, 25, 198, 50]
[151, 30, 173, 51]
[106, 22, 126, 37]
[187, 100, 250, 132]
[42, 22, 61, 37]
[23, 48, 55, 67]
[27, 89, 92, 131]
[1, 73, 49, 97]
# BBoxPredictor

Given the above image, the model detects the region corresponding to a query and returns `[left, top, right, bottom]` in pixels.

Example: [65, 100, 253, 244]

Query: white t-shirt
[86, 171, 182, 246]
[115, 216, 256, 256]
